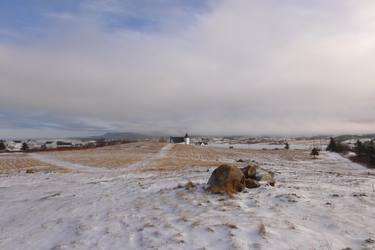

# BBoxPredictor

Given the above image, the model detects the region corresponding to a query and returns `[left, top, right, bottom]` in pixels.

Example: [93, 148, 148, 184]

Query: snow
[1, 145, 375, 250]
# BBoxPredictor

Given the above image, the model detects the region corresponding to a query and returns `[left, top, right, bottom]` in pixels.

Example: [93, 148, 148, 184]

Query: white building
[184, 133, 190, 145]
[44, 141, 57, 149]
[6, 141, 23, 152]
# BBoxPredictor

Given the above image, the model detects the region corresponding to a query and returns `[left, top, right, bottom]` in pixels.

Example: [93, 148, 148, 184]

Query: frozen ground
[1, 143, 375, 250]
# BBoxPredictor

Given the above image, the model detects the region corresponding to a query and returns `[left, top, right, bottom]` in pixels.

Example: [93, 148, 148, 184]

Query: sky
[1, 0, 375, 139]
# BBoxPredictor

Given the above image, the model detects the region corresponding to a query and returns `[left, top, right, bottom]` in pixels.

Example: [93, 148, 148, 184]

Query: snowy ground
[1, 143, 375, 250]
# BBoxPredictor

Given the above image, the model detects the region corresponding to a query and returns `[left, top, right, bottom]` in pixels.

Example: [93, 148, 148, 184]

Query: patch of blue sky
[0, 0, 211, 42]
[0, 109, 107, 132]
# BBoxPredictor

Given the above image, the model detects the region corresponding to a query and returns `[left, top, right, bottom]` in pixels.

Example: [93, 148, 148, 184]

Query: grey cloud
[1, 0, 375, 137]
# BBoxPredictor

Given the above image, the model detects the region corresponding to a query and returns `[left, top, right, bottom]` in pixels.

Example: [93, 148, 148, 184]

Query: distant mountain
[78, 132, 151, 141]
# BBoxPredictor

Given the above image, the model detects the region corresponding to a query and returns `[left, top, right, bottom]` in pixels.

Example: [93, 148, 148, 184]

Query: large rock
[207, 165, 245, 194]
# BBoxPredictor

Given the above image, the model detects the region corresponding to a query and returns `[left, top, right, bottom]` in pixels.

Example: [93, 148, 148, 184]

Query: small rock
[353, 193, 367, 197]
[260, 172, 275, 186]
[184, 181, 196, 190]
[365, 238, 375, 244]
[241, 165, 257, 179]
[245, 179, 260, 189]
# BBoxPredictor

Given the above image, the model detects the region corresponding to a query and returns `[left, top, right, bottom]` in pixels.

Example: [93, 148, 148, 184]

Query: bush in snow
[21, 142, 29, 151]
[311, 148, 319, 159]
[0, 140, 5, 151]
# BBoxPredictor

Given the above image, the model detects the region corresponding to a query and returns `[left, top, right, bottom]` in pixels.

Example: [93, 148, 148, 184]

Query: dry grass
[0, 142, 311, 174]
[258, 223, 266, 238]
[42, 141, 166, 169]
[0, 154, 71, 174]
[143, 144, 310, 172]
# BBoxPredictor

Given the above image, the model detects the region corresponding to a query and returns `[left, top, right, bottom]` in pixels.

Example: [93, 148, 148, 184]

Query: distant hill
[78, 132, 151, 141]
[335, 134, 375, 142]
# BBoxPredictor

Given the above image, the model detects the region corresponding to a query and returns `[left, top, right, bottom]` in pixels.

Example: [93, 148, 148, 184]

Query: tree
[311, 148, 319, 159]
[326, 137, 349, 153]
[21, 142, 29, 151]
[366, 140, 375, 165]
[350, 139, 375, 168]
[0, 140, 5, 151]
[354, 140, 365, 156]
[284, 142, 290, 150]
[326, 137, 337, 152]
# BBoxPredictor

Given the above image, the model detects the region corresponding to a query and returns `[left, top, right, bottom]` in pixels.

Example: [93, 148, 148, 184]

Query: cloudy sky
[1, 0, 375, 138]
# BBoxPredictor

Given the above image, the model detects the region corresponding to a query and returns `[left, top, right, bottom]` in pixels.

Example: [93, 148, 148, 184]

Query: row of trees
[326, 137, 350, 153]
[327, 137, 375, 168]
[353, 140, 375, 167]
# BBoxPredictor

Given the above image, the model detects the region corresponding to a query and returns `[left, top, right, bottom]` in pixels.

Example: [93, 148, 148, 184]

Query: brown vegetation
[258, 223, 266, 238]
[42, 142, 166, 168]
[0, 154, 70, 174]
[144, 144, 309, 172]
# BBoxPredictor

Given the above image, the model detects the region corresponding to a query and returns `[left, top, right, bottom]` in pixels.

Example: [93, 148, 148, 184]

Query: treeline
[352, 140, 375, 167]
[326, 137, 375, 168]
[326, 137, 351, 153]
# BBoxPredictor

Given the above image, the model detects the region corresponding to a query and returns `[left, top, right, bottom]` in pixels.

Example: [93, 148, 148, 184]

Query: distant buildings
[0, 139, 98, 152]
[184, 133, 190, 145]
[5, 141, 23, 152]
[170, 133, 190, 145]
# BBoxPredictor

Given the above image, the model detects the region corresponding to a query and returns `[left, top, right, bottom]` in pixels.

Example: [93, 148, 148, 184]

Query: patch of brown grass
[41, 141, 167, 169]
[143, 144, 310, 172]
[0, 154, 71, 174]
[258, 223, 266, 238]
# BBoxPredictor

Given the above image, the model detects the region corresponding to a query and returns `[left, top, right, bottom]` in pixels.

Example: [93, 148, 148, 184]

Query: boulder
[245, 178, 260, 188]
[241, 165, 257, 179]
[207, 165, 245, 194]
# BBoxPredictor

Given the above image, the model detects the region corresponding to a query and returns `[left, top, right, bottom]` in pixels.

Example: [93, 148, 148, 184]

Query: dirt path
[126, 143, 174, 170]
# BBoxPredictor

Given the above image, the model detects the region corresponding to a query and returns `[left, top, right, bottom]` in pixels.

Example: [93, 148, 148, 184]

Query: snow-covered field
[1, 143, 375, 250]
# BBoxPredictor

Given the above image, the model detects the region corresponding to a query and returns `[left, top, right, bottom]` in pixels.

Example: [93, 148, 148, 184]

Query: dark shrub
[0, 140, 5, 151]
[311, 148, 319, 158]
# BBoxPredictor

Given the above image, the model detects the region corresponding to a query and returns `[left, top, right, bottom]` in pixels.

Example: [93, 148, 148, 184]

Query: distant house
[26, 140, 43, 150]
[45, 141, 57, 149]
[6, 141, 23, 152]
[184, 133, 190, 145]
[170, 133, 190, 145]
[56, 141, 73, 148]
[170, 137, 185, 144]
[44, 140, 74, 149]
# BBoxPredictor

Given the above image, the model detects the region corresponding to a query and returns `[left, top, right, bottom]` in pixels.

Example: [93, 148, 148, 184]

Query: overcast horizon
[1, 0, 375, 138]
